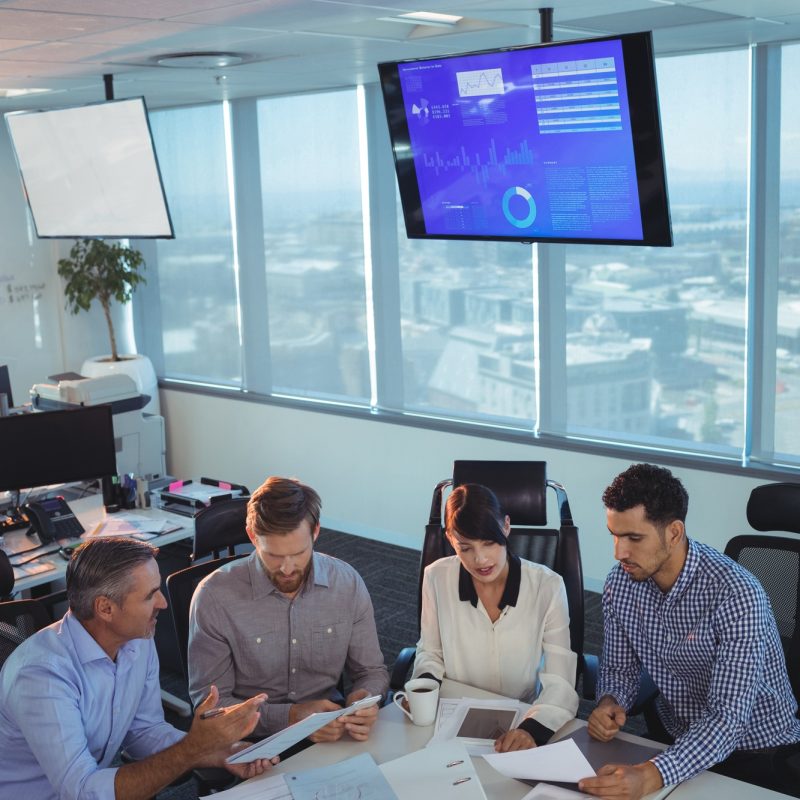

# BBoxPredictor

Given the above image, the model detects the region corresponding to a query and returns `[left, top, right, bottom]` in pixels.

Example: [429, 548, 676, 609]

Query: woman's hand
[494, 728, 536, 752]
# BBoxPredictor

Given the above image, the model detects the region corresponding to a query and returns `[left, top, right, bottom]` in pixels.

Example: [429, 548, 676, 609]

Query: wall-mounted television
[378, 31, 671, 246]
[4, 97, 174, 239]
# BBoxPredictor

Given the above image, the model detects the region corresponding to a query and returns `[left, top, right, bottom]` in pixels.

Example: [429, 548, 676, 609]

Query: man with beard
[188, 476, 388, 743]
[0, 537, 274, 800]
[579, 463, 800, 800]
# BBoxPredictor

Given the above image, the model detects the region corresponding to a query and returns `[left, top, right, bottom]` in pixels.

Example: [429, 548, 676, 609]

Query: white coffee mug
[392, 677, 440, 726]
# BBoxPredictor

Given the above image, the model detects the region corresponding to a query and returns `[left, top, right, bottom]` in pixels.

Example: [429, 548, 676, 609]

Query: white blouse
[412, 554, 579, 734]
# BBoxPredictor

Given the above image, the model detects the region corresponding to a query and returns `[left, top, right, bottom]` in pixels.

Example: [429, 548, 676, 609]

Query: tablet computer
[455, 705, 520, 745]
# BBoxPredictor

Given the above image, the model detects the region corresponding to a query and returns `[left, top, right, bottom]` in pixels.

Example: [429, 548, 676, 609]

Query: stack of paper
[85, 513, 180, 539]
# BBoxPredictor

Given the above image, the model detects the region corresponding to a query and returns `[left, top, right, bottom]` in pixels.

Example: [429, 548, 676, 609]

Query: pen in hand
[201, 708, 226, 720]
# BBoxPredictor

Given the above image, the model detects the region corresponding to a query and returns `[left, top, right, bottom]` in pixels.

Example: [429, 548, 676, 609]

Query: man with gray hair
[189, 476, 389, 743]
[0, 537, 275, 800]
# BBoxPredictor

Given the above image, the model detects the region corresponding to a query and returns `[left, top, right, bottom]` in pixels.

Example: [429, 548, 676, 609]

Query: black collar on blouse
[458, 551, 521, 609]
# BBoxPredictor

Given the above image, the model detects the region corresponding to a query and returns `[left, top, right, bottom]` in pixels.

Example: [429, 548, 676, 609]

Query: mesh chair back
[166, 555, 244, 684]
[420, 460, 584, 662]
[192, 496, 252, 561]
[0, 599, 51, 668]
[725, 533, 800, 705]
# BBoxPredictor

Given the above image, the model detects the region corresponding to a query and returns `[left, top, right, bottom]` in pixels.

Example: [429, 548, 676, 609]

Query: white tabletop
[236, 679, 674, 800]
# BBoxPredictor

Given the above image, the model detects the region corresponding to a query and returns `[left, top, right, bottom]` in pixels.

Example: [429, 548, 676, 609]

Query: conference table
[228, 679, 795, 800]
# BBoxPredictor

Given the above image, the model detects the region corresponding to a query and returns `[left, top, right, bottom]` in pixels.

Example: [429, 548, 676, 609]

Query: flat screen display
[5, 97, 174, 239]
[379, 31, 671, 246]
[0, 406, 117, 492]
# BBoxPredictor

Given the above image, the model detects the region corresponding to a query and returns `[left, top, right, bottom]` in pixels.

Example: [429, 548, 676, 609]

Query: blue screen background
[397, 39, 644, 240]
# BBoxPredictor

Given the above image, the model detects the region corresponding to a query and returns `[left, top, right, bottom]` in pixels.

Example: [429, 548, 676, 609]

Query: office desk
[5, 493, 193, 594]
[238, 679, 672, 800]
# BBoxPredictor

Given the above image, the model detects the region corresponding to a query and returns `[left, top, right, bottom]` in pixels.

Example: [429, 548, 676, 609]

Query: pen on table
[201, 708, 226, 720]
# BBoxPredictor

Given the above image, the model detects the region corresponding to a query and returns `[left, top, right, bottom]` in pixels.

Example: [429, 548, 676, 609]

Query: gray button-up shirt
[188, 551, 389, 734]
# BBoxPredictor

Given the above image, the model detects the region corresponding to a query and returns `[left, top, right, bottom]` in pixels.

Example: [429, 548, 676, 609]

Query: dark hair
[602, 463, 688, 527]
[67, 537, 158, 621]
[247, 476, 322, 537]
[445, 484, 508, 547]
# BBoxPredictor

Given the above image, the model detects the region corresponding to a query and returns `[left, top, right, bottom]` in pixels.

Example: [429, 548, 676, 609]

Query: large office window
[257, 90, 370, 403]
[140, 40, 800, 474]
[777, 43, 800, 459]
[396, 222, 536, 426]
[559, 50, 749, 449]
[150, 105, 242, 385]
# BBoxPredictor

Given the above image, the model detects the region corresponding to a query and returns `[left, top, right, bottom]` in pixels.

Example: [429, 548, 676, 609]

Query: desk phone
[24, 497, 85, 543]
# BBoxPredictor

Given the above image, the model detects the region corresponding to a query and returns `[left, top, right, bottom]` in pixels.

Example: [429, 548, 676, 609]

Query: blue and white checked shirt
[598, 538, 800, 787]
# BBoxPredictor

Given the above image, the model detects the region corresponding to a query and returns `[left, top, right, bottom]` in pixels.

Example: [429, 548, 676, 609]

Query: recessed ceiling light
[379, 11, 462, 28]
[156, 52, 244, 68]
[0, 87, 50, 97]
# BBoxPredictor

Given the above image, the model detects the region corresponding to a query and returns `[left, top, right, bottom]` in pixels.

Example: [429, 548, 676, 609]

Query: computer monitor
[0, 405, 117, 494]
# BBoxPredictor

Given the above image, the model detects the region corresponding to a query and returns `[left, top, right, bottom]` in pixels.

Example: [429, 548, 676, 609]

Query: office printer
[30, 374, 166, 479]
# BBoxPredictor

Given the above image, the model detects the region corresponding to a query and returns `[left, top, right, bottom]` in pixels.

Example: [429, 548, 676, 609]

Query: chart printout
[396, 38, 644, 240]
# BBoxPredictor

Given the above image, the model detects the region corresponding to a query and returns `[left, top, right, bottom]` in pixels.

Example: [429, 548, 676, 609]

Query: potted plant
[57, 238, 159, 414]
[57, 237, 146, 363]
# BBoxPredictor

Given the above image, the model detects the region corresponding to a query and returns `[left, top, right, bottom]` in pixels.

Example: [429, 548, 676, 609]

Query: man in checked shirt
[579, 463, 800, 800]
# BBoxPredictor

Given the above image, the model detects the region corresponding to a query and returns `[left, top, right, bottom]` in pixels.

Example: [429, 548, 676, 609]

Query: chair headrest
[746, 482, 800, 535]
[453, 460, 547, 526]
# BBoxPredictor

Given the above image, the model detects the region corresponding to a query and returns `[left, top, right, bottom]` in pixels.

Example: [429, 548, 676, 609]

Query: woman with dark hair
[411, 483, 578, 751]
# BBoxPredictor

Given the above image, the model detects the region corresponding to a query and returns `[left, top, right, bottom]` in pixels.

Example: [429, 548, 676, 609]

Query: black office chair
[392, 460, 596, 695]
[165, 555, 245, 795]
[191, 497, 252, 562]
[0, 598, 52, 668]
[0, 550, 14, 601]
[166, 555, 245, 684]
[724, 482, 800, 710]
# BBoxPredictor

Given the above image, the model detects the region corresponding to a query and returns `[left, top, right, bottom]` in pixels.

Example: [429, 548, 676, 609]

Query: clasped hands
[287, 689, 379, 743]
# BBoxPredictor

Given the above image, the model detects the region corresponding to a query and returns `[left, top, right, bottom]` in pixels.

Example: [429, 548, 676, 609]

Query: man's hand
[494, 728, 536, 752]
[288, 699, 345, 743]
[343, 689, 379, 742]
[186, 686, 267, 762]
[588, 696, 627, 742]
[219, 742, 279, 780]
[579, 761, 663, 800]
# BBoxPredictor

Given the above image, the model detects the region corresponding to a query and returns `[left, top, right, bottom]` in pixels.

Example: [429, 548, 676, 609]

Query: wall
[161, 387, 765, 591]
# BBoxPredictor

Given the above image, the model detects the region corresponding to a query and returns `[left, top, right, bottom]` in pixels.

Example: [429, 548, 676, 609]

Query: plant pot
[80, 354, 160, 416]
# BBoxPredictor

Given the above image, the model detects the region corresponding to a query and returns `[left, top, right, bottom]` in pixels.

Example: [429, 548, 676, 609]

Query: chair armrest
[390, 646, 416, 693]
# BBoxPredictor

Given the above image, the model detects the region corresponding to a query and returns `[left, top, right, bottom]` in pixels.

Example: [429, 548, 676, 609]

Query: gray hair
[66, 537, 159, 621]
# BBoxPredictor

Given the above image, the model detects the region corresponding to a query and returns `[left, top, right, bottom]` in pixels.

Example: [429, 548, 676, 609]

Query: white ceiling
[0, 0, 798, 111]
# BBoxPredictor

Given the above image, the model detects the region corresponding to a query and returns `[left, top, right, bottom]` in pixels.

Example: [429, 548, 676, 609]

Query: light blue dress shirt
[0, 611, 184, 800]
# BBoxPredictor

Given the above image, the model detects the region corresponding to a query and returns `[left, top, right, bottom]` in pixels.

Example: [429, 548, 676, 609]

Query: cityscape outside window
[562, 50, 749, 449]
[257, 90, 370, 403]
[778, 43, 800, 458]
[150, 104, 242, 385]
